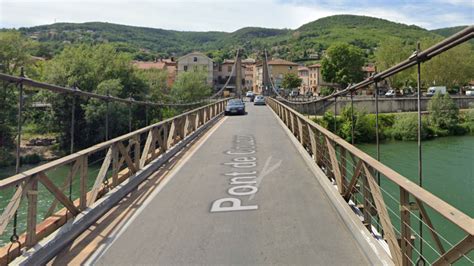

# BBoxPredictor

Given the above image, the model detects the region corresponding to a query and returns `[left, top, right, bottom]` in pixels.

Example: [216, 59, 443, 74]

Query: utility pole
[236, 49, 242, 98]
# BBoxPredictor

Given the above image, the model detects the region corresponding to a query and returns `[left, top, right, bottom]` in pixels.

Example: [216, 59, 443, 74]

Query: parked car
[426, 86, 447, 96]
[305, 91, 313, 97]
[385, 89, 396, 97]
[225, 99, 246, 115]
[245, 91, 254, 97]
[289, 90, 299, 97]
[254, 95, 265, 105]
[466, 90, 474, 96]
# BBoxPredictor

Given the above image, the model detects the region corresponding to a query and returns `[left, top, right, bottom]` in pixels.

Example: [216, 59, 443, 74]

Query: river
[358, 135, 473, 264]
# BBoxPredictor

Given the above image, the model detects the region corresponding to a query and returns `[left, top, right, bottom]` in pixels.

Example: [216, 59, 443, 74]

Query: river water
[358, 135, 473, 264]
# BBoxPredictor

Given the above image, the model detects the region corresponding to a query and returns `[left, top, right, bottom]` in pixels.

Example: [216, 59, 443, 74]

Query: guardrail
[0, 98, 228, 264]
[267, 97, 473, 266]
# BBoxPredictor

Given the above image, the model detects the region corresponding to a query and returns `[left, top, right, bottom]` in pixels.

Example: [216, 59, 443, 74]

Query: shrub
[21, 154, 43, 164]
[319, 87, 335, 96]
[0, 148, 14, 167]
[428, 93, 460, 135]
[391, 114, 433, 141]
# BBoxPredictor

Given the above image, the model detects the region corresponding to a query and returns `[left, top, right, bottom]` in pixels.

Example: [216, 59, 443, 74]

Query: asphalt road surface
[94, 103, 369, 265]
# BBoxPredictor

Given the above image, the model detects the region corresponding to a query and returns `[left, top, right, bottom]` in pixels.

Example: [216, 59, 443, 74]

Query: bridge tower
[235, 49, 243, 98]
[262, 49, 271, 96]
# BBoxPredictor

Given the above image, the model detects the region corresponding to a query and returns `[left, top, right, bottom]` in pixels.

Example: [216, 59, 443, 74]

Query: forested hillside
[10, 15, 457, 62]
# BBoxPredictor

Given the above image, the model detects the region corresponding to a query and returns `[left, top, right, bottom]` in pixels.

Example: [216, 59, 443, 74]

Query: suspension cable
[0, 73, 211, 107]
[209, 48, 241, 99]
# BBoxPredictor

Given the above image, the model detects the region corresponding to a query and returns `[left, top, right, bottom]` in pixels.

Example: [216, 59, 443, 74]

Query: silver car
[254, 95, 265, 105]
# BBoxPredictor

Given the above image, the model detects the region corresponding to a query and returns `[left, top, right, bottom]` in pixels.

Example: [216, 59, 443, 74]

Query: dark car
[225, 99, 246, 115]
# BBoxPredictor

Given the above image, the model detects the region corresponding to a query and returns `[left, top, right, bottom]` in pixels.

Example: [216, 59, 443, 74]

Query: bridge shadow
[48, 130, 207, 265]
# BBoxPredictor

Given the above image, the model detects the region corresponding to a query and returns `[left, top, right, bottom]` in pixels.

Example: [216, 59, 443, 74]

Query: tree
[0, 31, 35, 165]
[44, 44, 147, 150]
[82, 79, 129, 143]
[281, 73, 302, 89]
[428, 93, 461, 135]
[421, 39, 474, 89]
[375, 38, 415, 89]
[321, 43, 365, 89]
[172, 70, 211, 103]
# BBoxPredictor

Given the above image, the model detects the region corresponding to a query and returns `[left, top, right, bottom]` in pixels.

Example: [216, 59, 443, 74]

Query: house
[308, 64, 322, 93]
[363, 65, 376, 79]
[213, 58, 255, 92]
[177, 52, 214, 85]
[254, 58, 298, 93]
[213, 59, 237, 91]
[243, 59, 256, 92]
[298, 66, 310, 94]
[133, 59, 177, 88]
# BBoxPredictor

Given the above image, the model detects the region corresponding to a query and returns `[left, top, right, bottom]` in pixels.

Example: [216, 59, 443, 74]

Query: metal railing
[267, 97, 473, 265]
[0, 99, 228, 264]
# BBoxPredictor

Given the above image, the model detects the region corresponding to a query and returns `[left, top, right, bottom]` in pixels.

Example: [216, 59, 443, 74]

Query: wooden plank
[88, 147, 112, 206]
[326, 137, 343, 194]
[194, 113, 200, 131]
[112, 144, 119, 186]
[134, 134, 140, 170]
[361, 172, 372, 230]
[341, 148, 347, 190]
[117, 142, 138, 174]
[183, 115, 190, 138]
[432, 235, 473, 266]
[37, 172, 80, 216]
[167, 120, 176, 148]
[25, 178, 38, 248]
[297, 117, 303, 144]
[139, 129, 153, 168]
[400, 187, 412, 266]
[290, 113, 295, 134]
[44, 159, 81, 218]
[156, 126, 165, 155]
[415, 198, 446, 254]
[307, 124, 317, 161]
[363, 163, 402, 265]
[80, 155, 88, 210]
[343, 159, 363, 201]
[0, 181, 28, 234]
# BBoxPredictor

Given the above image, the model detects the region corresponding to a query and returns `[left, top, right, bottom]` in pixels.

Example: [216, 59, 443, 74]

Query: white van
[426, 86, 447, 96]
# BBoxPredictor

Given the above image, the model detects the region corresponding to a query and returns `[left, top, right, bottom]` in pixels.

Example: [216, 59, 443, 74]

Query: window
[218, 65, 222, 72]
[289, 66, 293, 70]
[193, 57, 197, 62]
[228, 66, 232, 72]
[184, 65, 188, 72]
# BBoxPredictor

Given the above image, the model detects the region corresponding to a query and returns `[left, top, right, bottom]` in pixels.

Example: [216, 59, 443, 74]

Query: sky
[0, 0, 472, 31]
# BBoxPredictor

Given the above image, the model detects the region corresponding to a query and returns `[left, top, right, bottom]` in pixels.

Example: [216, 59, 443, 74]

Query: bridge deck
[88, 104, 369, 264]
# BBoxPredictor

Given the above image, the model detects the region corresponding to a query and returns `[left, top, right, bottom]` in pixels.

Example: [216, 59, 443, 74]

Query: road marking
[85, 116, 228, 265]
[249, 156, 281, 201]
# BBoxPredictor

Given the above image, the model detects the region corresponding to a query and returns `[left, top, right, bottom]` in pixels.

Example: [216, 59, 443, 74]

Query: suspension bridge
[0, 26, 473, 265]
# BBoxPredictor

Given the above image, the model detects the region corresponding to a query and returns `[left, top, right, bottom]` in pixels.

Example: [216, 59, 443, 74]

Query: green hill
[431, 25, 473, 45]
[431, 25, 469, 37]
[11, 15, 465, 62]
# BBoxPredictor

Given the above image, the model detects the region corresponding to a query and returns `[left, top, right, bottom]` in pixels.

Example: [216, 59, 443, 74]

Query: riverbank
[312, 103, 474, 143]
